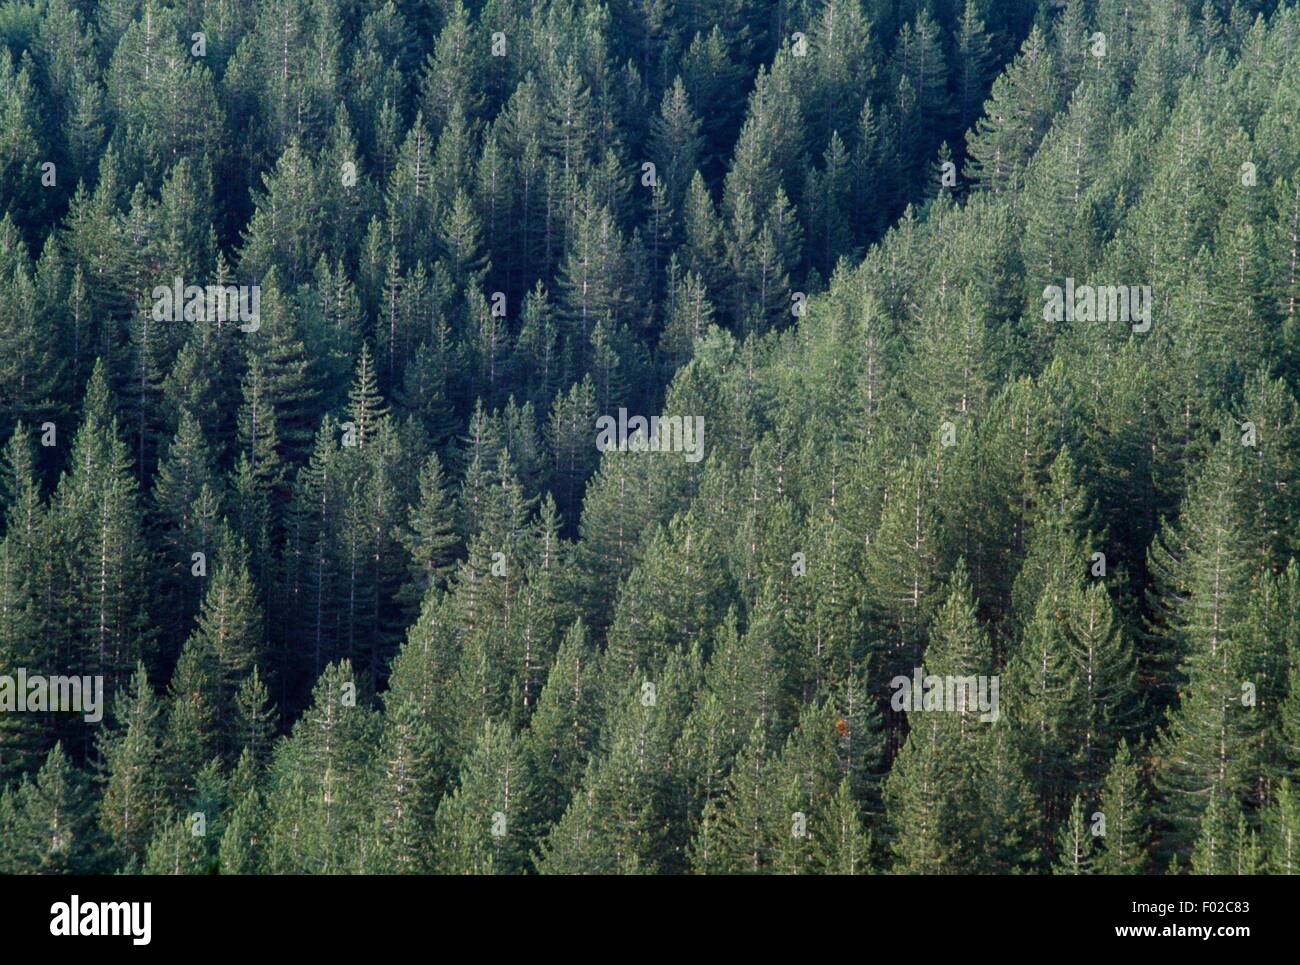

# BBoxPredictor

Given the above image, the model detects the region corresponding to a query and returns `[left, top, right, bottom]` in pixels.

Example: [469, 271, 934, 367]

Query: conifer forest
[3, 0, 1300, 877]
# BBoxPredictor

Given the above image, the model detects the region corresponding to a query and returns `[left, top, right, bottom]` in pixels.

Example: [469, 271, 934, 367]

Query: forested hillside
[2, 0, 1299, 875]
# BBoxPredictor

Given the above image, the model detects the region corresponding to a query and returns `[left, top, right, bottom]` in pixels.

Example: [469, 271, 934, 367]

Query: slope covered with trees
[2, 0, 1299, 874]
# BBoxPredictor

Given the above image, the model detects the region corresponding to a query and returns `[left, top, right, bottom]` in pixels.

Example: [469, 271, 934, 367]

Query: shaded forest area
[2, 0, 1300, 874]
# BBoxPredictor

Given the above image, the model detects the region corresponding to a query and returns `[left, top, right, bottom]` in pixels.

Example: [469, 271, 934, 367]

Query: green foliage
[2, 0, 1298, 879]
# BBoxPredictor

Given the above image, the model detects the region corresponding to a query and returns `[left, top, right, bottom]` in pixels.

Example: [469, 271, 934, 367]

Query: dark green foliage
[1, 0, 1298, 878]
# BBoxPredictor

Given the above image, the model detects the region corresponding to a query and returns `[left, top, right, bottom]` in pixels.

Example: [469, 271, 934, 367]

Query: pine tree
[241, 271, 319, 467]
[544, 376, 598, 521]
[1007, 569, 1084, 844]
[282, 419, 341, 681]
[395, 450, 459, 611]
[883, 583, 978, 873]
[1070, 581, 1136, 785]
[863, 457, 943, 739]
[0, 535, 43, 780]
[1190, 791, 1238, 875]
[238, 139, 324, 287]
[660, 264, 716, 372]
[1053, 794, 1095, 874]
[151, 410, 218, 646]
[523, 620, 602, 829]
[4, 743, 104, 873]
[541, 651, 699, 874]
[48, 361, 153, 692]
[1151, 440, 1261, 851]
[964, 25, 1058, 194]
[265, 662, 378, 874]
[906, 280, 993, 429]
[955, 0, 995, 131]
[0, 246, 65, 431]
[233, 666, 277, 769]
[890, 8, 949, 171]
[1265, 778, 1300, 875]
[188, 546, 265, 753]
[813, 778, 874, 874]
[1147, 437, 1254, 706]
[650, 77, 704, 218]
[161, 637, 221, 804]
[1095, 739, 1149, 874]
[437, 190, 490, 295]
[418, 1, 483, 129]
[1, 421, 44, 559]
[434, 718, 533, 874]
[303, 258, 363, 415]
[219, 755, 267, 875]
[680, 171, 726, 305]
[345, 342, 390, 451]
[676, 608, 781, 837]
[370, 691, 443, 873]
[691, 719, 776, 874]
[98, 662, 164, 862]
[142, 811, 213, 874]
[237, 356, 285, 494]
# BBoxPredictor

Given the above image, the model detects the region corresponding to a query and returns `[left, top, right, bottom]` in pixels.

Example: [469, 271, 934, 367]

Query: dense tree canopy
[2, 0, 1299, 875]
